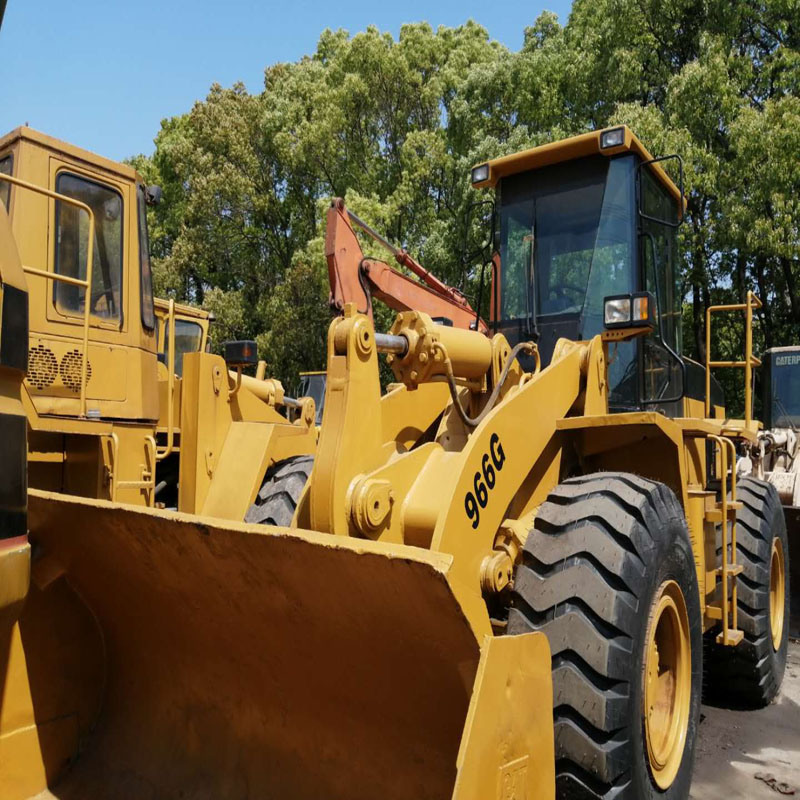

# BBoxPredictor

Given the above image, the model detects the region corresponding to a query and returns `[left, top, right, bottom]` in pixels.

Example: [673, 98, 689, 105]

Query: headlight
[604, 296, 631, 327]
[600, 127, 625, 149]
[604, 291, 655, 330]
[471, 163, 490, 184]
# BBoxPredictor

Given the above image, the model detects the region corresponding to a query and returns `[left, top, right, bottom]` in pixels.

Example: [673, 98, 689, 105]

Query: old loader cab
[472, 125, 718, 416]
[0, 126, 158, 421]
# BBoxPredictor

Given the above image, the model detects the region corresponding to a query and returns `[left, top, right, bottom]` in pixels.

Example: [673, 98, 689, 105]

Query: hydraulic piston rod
[374, 333, 409, 356]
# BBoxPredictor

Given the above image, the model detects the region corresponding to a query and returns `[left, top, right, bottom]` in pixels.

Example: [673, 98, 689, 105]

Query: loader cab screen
[495, 153, 683, 410]
[54, 172, 123, 322]
[496, 155, 637, 403]
[160, 318, 204, 377]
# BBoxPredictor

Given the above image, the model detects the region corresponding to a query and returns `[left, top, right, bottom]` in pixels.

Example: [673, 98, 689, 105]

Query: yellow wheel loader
[1, 126, 790, 800]
[0, 125, 317, 522]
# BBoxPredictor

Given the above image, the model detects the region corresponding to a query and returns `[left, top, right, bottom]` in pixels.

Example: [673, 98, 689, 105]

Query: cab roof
[154, 297, 211, 321]
[472, 125, 684, 212]
[0, 126, 143, 185]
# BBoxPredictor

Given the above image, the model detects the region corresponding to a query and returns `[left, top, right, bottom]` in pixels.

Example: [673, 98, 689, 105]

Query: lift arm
[325, 199, 488, 333]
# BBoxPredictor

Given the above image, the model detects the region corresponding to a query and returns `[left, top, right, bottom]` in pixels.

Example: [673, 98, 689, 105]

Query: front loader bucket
[1, 490, 554, 800]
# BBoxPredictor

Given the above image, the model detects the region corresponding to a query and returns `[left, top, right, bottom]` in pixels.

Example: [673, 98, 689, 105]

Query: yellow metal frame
[705, 290, 762, 425]
[0, 172, 95, 417]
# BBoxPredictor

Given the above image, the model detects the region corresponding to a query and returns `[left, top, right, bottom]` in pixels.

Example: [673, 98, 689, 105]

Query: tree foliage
[132, 3, 799, 410]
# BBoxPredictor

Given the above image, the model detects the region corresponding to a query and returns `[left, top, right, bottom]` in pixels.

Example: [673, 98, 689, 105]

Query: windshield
[164, 319, 204, 377]
[54, 172, 123, 321]
[770, 351, 800, 428]
[299, 373, 326, 424]
[498, 154, 636, 400]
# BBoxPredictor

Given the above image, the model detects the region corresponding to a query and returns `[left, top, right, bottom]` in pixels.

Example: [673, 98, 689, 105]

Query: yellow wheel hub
[770, 537, 786, 651]
[644, 579, 691, 790]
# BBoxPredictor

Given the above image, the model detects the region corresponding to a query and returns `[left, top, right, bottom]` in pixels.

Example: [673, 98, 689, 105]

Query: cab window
[164, 319, 203, 376]
[0, 155, 12, 211]
[138, 186, 155, 330]
[54, 172, 123, 322]
[640, 167, 682, 405]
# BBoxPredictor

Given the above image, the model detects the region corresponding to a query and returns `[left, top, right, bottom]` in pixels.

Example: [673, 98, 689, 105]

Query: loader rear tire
[705, 477, 789, 707]
[508, 472, 702, 800]
[245, 455, 314, 527]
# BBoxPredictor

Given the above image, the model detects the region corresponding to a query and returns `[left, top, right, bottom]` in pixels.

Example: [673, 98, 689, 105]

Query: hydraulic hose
[435, 340, 536, 428]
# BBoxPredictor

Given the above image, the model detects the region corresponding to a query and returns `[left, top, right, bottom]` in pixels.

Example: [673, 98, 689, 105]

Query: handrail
[156, 298, 176, 460]
[708, 434, 740, 645]
[108, 432, 157, 502]
[705, 290, 762, 425]
[0, 172, 95, 417]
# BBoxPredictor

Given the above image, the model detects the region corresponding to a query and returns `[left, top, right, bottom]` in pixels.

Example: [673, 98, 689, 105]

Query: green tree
[132, 4, 799, 414]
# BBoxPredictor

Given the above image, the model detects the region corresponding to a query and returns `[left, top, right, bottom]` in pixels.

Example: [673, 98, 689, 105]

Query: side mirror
[145, 185, 163, 206]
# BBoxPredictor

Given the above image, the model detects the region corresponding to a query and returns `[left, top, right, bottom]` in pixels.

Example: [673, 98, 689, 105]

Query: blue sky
[1, 0, 572, 162]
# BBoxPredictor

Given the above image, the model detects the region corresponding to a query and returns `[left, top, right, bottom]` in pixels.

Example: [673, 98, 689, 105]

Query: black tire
[508, 472, 702, 800]
[705, 477, 789, 707]
[244, 455, 314, 527]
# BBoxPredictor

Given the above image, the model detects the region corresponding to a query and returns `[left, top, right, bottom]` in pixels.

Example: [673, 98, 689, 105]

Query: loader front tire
[245, 455, 314, 527]
[508, 472, 702, 800]
[705, 477, 789, 707]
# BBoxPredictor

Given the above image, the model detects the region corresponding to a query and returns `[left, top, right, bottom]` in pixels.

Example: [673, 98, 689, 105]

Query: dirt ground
[692, 639, 800, 799]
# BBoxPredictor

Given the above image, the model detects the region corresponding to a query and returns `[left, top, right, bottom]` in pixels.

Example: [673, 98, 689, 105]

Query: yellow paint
[452, 633, 555, 800]
[770, 537, 786, 650]
[644, 579, 692, 790]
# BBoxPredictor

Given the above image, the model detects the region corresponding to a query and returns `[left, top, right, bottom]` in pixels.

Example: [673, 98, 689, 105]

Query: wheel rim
[644, 579, 692, 790]
[770, 537, 786, 651]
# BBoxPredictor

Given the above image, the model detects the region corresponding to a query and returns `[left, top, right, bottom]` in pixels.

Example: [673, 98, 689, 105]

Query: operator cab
[0, 127, 160, 421]
[472, 126, 710, 415]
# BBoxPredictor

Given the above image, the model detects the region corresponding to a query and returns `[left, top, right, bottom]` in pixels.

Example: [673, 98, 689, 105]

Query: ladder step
[707, 605, 723, 620]
[705, 502, 742, 524]
[716, 629, 744, 646]
[716, 564, 744, 577]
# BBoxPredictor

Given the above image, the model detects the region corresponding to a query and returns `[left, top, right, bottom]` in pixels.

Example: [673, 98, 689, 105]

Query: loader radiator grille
[60, 349, 92, 393]
[27, 344, 58, 390]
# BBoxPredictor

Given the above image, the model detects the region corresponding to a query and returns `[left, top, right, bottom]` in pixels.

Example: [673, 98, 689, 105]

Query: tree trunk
[753, 256, 773, 349]
[779, 256, 800, 325]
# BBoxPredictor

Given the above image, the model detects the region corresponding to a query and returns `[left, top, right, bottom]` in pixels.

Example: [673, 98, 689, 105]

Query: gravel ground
[692, 639, 800, 798]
